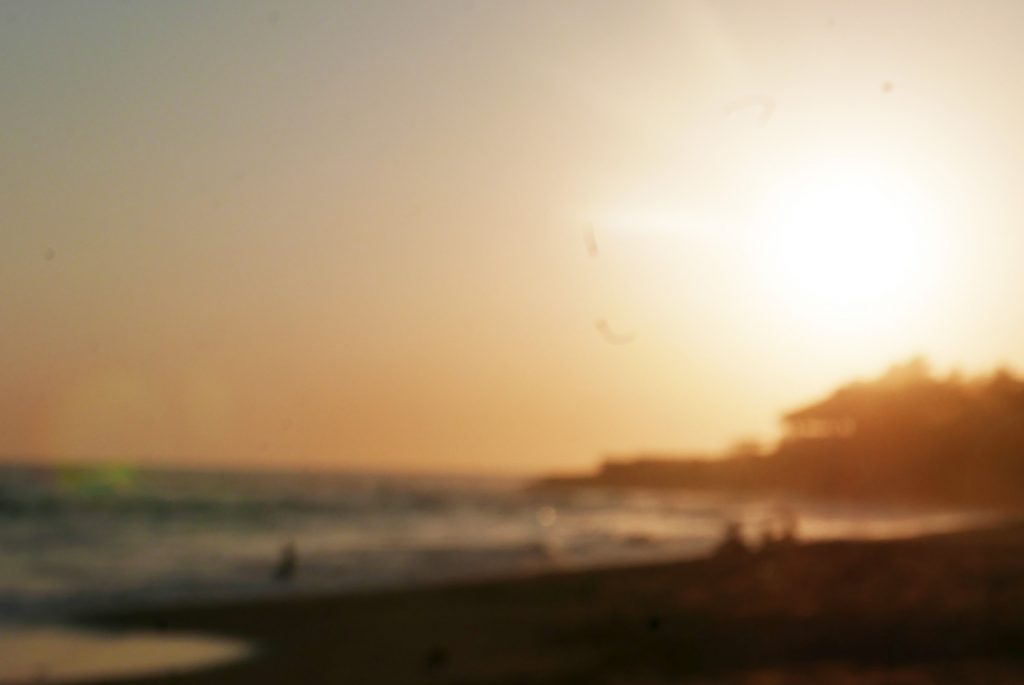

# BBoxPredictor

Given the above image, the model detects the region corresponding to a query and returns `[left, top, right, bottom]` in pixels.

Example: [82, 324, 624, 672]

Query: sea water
[0, 462, 997, 622]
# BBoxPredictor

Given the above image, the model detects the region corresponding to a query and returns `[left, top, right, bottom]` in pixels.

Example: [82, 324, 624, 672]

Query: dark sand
[82, 522, 1024, 684]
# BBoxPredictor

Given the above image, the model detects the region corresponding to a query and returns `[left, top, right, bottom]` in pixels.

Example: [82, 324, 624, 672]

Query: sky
[4, 0, 1024, 474]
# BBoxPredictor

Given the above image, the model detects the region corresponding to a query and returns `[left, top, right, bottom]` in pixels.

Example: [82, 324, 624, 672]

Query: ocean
[0, 462, 996, 622]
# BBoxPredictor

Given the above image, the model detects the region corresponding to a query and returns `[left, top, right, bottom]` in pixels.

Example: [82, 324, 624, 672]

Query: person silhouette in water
[273, 540, 298, 582]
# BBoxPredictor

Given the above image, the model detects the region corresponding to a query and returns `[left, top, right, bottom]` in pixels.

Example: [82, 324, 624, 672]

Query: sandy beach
[75, 520, 1024, 685]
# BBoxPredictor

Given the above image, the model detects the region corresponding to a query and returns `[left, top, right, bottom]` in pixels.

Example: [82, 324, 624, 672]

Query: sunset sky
[4, 1, 1024, 474]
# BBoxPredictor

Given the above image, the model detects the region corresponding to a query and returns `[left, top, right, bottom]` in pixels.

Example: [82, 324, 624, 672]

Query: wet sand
[0, 627, 249, 685]
[81, 521, 1024, 684]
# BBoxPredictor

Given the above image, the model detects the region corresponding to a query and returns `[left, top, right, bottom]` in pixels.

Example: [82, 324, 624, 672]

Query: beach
[78, 520, 1024, 685]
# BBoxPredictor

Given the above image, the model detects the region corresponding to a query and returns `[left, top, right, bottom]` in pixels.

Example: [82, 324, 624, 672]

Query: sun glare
[754, 166, 944, 333]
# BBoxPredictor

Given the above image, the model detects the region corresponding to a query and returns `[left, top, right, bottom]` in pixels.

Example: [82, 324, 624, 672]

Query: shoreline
[72, 518, 1024, 684]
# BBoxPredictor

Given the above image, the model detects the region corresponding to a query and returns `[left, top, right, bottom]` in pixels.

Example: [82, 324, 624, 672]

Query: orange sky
[4, 1, 1024, 474]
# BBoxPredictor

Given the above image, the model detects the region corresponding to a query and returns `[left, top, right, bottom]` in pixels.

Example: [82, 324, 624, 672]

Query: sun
[753, 165, 943, 334]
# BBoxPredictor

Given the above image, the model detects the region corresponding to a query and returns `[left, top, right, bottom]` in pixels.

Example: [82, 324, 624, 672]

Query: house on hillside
[782, 390, 861, 439]
[781, 358, 940, 441]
